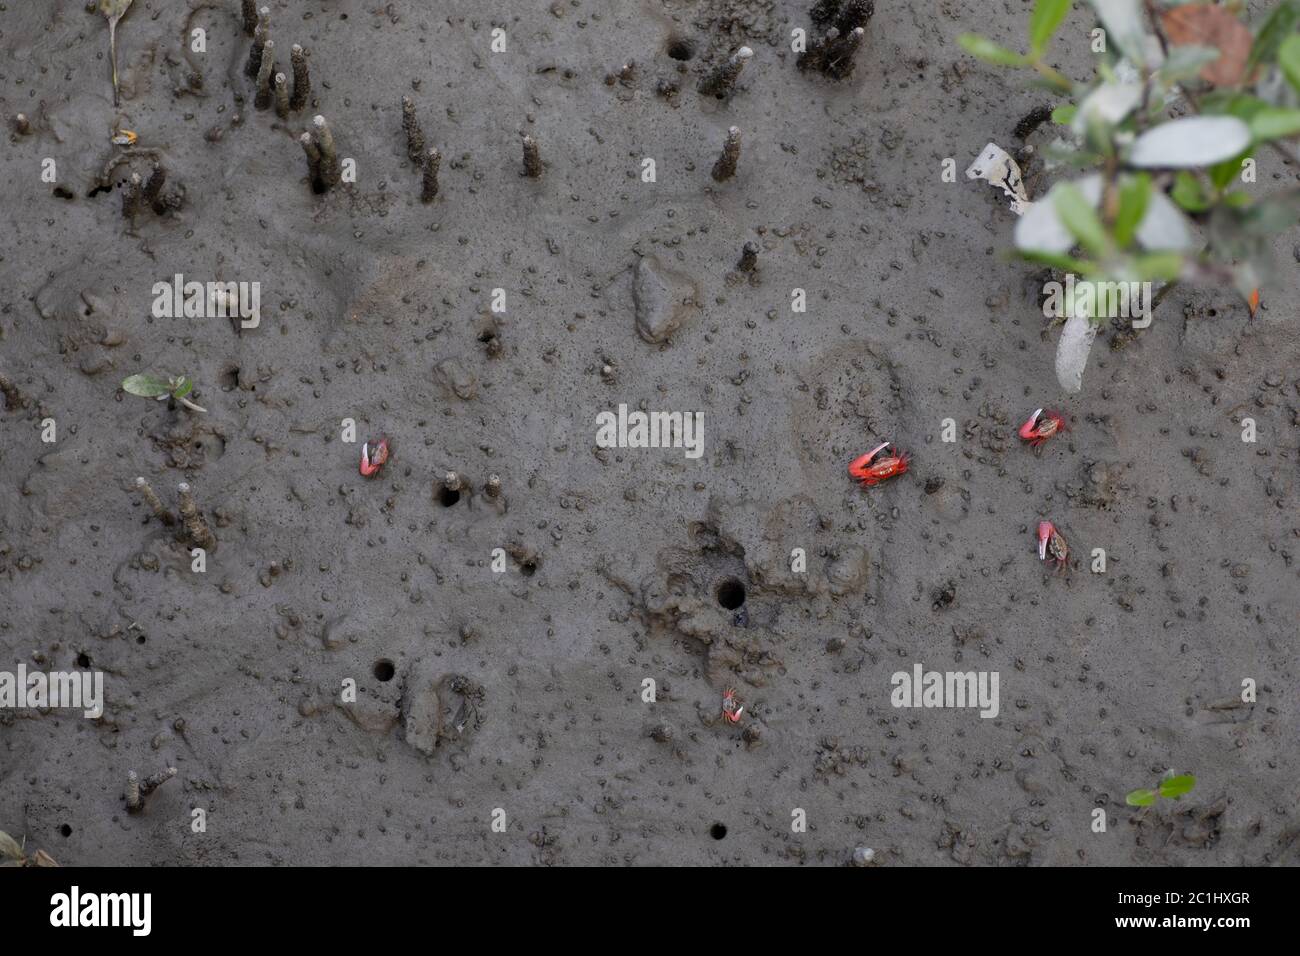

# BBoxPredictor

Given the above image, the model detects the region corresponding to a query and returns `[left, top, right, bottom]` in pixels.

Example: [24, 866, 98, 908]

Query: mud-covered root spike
[522, 134, 543, 178]
[443, 471, 463, 493]
[255, 39, 276, 110]
[698, 46, 752, 98]
[274, 72, 290, 119]
[402, 96, 426, 164]
[314, 115, 341, 189]
[14, 113, 30, 135]
[245, 7, 270, 79]
[176, 482, 216, 551]
[290, 44, 310, 111]
[121, 172, 143, 220]
[140, 767, 177, 795]
[484, 474, 502, 498]
[142, 163, 166, 213]
[738, 241, 759, 273]
[125, 771, 141, 812]
[134, 476, 176, 526]
[299, 132, 322, 190]
[825, 26, 866, 79]
[126, 766, 176, 814]
[711, 126, 742, 182]
[421, 147, 441, 203]
[241, 0, 258, 38]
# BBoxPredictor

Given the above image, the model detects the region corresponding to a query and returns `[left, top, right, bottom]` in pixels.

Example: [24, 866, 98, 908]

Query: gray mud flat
[1, 1, 1297, 866]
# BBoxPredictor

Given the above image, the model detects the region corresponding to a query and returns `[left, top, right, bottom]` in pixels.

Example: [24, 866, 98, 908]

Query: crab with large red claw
[1037, 520, 1068, 571]
[848, 441, 910, 487]
[1018, 408, 1067, 447]
[359, 437, 390, 478]
[722, 688, 744, 723]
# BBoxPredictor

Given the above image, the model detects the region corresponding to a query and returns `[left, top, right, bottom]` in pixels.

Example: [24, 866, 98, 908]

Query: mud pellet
[738, 241, 759, 273]
[14, 113, 30, 135]
[290, 44, 310, 111]
[711, 126, 741, 182]
[255, 40, 276, 110]
[402, 96, 426, 164]
[134, 476, 176, 526]
[421, 146, 441, 203]
[273, 72, 290, 118]
[522, 134, 542, 178]
[698, 46, 752, 98]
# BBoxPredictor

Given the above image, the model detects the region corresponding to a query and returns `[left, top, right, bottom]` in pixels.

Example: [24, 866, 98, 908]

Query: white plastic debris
[1055, 310, 1098, 394]
[966, 142, 1031, 216]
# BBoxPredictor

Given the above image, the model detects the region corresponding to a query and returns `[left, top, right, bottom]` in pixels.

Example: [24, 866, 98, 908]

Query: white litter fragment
[966, 142, 1031, 216]
[1055, 310, 1097, 394]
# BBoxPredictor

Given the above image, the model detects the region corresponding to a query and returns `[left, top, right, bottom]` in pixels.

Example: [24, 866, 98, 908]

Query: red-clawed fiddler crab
[1037, 521, 1068, 571]
[722, 688, 744, 723]
[359, 437, 390, 478]
[848, 441, 910, 487]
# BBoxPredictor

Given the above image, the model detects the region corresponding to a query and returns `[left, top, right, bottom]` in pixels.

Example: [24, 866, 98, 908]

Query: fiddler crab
[359, 437, 390, 478]
[722, 688, 744, 724]
[1019, 408, 1067, 448]
[848, 441, 910, 487]
[1037, 521, 1068, 571]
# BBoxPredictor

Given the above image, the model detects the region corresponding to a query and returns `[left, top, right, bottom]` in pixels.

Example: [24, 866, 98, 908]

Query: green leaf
[121, 374, 172, 398]
[1113, 173, 1150, 248]
[170, 376, 194, 399]
[1131, 252, 1184, 282]
[1248, 1, 1300, 74]
[0, 830, 24, 860]
[1055, 182, 1110, 257]
[1029, 0, 1071, 56]
[1052, 104, 1077, 125]
[1159, 774, 1197, 799]
[1126, 788, 1158, 807]
[1208, 152, 1248, 191]
[1016, 249, 1097, 273]
[1171, 171, 1211, 212]
[1249, 107, 1300, 141]
[1221, 190, 1252, 208]
[1280, 35, 1300, 93]
[958, 33, 1028, 67]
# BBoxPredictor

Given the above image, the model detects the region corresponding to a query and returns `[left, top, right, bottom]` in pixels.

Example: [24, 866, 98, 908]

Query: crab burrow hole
[715, 578, 746, 611]
[710, 823, 727, 840]
[372, 659, 395, 682]
[666, 35, 697, 61]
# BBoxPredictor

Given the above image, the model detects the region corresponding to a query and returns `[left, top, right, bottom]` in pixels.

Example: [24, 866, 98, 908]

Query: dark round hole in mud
[710, 823, 727, 840]
[716, 579, 746, 611]
[136, 634, 146, 645]
[667, 36, 697, 61]
[519, 559, 537, 577]
[60, 824, 72, 838]
[76, 652, 91, 668]
[373, 659, 395, 682]
[438, 486, 461, 507]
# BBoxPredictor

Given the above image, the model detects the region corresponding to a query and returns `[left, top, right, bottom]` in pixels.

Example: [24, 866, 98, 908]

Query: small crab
[722, 688, 744, 723]
[112, 128, 138, 147]
[359, 437, 390, 478]
[1019, 408, 1067, 448]
[1037, 520, 1068, 571]
[848, 441, 910, 487]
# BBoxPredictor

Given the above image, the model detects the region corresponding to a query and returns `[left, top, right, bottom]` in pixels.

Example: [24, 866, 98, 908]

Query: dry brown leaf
[1161, 4, 1254, 86]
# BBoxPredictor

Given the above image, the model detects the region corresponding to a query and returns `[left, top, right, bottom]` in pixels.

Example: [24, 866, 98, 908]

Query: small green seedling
[122, 373, 207, 413]
[0, 829, 58, 867]
[1126, 773, 1197, 807]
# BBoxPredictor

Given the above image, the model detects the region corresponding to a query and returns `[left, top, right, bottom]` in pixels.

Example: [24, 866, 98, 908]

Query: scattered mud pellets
[848, 441, 910, 486]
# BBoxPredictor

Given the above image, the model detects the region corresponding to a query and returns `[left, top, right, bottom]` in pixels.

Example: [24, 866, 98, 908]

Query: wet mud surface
[1, 1, 1297, 865]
